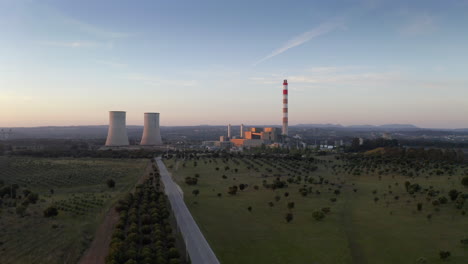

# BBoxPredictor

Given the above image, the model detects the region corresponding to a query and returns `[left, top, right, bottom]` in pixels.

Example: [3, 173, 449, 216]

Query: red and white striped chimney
[282, 79, 288, 136]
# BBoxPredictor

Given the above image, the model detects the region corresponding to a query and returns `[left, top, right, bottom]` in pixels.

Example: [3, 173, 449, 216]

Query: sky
[1, 0, 468, 128]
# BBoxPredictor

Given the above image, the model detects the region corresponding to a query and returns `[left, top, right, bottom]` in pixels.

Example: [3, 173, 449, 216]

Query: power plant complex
[203, 80, 291, 149]
[104, 111, 163, 147]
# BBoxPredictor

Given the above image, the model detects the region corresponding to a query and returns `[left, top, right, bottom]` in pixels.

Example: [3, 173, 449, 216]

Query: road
[155, 157, 220, 264]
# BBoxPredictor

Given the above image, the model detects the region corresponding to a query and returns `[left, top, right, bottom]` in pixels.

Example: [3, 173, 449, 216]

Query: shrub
[27, 193, 39, 204]
[16, 205, 27, 217]
[43, 206, 58, 218]
[417, 203, 423, 211]
[285, 213, 293, 223]
[462, 176, 468, 187]
[107, 179, 116, 188]
[439, 250, 450, 260]
[185, 177, 198, 185]
[312, 211, 325, 221]
[448, 189, 459, 201]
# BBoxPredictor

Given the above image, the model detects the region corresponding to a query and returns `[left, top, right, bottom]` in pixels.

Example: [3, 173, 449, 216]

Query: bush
[43, 206, 58, 218]
[285, 213, 293, 223]
[312, 211, 325, 221]
[107, 179, 116, 188]
[462, 176, 468, 187]
[439, 250, 450, 260]
[27, 193, 39, 204]
[448, 189, 459, 201]
[185, 177, 198, 185]
[16, 205, 27, 217]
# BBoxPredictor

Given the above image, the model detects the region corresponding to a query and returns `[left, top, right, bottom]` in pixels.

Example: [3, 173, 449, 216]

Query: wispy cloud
[39, 41, 100, 48]
[400, 13, 436, 35]
[253, 20, 343, 66]
[64, 17, 130, 39]
[95, 60, 127, 68]
[125, 74, 198, 87]
[250, 71, 402, 86]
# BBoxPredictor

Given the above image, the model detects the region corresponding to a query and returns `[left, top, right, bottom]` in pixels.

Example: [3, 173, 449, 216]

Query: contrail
[253, 20, 342, 66]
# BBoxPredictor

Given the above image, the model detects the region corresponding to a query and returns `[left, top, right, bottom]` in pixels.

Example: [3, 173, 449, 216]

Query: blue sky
[1, 0, 467, 128]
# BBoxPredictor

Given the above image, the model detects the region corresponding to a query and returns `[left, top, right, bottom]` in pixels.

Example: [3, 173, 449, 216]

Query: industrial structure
[282, 79, 288, 136]
[202, 80, 292, 150]
[140, 112, 163, 145]
[105, 111, 130, 146]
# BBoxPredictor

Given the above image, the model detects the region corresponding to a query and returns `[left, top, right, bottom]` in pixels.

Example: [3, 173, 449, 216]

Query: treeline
[365, 147, 465, 163]
[11, 149, 161, 159]
[399, 139, 468, 148]
[348, 138, 399, 152]
[106, 166, 182, 264]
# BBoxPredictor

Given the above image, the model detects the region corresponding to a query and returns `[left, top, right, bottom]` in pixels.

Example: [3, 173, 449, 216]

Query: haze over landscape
[1, 0, 468, 128]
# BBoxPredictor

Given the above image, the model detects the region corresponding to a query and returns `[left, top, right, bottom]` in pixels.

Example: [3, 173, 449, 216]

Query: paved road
[155, 157, 220, 264]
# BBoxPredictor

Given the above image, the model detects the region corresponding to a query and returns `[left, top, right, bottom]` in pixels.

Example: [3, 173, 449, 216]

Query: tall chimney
[282, 80, 288, 136]
[105, 111, 129, 146]
[140, 112, 163, 145]
[228, 124, 232, 139]
[240, 124, 244, 138]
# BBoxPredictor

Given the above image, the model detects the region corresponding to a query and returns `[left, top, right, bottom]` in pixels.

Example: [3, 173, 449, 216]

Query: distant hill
[295, 124, 344, 128]
[294, 124, 420, 130]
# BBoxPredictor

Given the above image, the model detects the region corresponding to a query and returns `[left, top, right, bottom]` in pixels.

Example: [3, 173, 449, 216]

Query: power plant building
[105, 111, 130, 146]
[140, 112, 163, 145]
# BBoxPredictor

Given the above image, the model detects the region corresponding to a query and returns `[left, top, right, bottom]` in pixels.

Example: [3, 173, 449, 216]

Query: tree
[462, 176, 468, 187]
[43, 206, 58, 218]
[287, 202, 295, 210]
[285, 213, 293, 223]
[107, 179, 116, 188]
[27, 193, 39, 204]
[312, 211, 325, 221]
[228, 186, 238, 195]
[439, 251, 450, 260]
[417, 203, 423, 211]
[247, 206, 252, 212]
[16, 205, 27, 217]
[192, 189, 200, 196]
[448, 189, 459, 201]
[185, 177, 198, 185]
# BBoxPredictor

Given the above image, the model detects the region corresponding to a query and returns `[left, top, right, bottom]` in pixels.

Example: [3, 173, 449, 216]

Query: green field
[0, 156, 148, 264]
[164, 154, 468, 264]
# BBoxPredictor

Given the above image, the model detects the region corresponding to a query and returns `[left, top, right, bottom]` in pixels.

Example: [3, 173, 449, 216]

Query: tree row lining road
[155, 157, 220, 264]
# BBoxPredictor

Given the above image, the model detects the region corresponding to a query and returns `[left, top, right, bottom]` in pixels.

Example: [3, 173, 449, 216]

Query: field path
[78, 208, 119, 264]
[78, 161, 151, 264]
[341, 190, 367, 264]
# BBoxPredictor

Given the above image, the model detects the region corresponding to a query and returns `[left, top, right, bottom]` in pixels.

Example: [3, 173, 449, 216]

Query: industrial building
[200, 80, 292, 150]
[140, 112, 163, 145]
[104, 111, 164, 149]
[105, 111, 130, 146]
[230, 127, 281, 147]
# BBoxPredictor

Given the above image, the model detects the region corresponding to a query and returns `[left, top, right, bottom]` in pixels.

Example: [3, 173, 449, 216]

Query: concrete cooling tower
[105, 111, 130, 146]
[140, 112, 163, 145]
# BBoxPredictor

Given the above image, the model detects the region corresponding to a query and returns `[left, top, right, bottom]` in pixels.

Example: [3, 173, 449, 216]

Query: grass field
[0, 156, 148, 264]
[164, 155, 468, 264]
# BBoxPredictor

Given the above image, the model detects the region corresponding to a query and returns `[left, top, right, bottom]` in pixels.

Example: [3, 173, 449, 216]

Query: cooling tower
[140, 112, 163, 145]
[105, 111, 129, 146]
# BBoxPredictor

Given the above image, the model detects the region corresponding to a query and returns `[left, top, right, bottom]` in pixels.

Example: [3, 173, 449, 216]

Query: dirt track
[78, 161, 151, 264]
